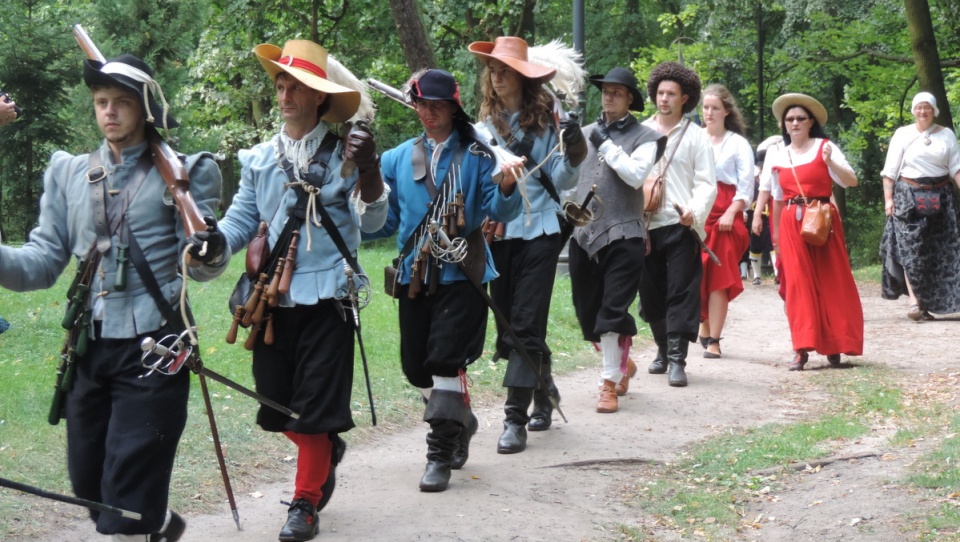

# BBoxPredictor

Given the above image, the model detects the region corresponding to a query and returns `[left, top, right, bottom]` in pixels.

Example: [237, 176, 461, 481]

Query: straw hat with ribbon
[468, 37, 557, 83]
[771, 93, 828, 126]
[254, 40, 361, 124]
[83, 54, 178, 129]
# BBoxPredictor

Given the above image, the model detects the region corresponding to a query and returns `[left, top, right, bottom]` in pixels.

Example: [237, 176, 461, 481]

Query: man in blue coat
[0, 54, 225, 541]
[379, 69, 523, 492]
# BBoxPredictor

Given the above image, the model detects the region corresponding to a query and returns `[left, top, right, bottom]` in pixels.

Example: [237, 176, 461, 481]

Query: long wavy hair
[702, 84, 746, 136]
[477, 65, 553, 139]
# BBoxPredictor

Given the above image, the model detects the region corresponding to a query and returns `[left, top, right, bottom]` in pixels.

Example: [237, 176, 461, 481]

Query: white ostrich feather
[757, 135, 783, 153]
[326, 55, 376, 123]
[527, 40, 586, 108]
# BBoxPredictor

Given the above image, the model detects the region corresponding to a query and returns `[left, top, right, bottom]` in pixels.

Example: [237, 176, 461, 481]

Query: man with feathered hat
[215, 39, 388, 541]
[639, 61, 717, 387]
[568, 66, 666, 414]
[468, 36, 586, 453]
[377, 68, 523, 492]
[0, 53, 226, 541]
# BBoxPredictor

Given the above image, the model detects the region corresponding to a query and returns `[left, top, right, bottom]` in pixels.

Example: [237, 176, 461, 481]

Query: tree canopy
[1, 0, 958, 265]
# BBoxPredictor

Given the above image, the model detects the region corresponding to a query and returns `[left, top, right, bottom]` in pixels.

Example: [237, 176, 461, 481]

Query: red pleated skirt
[700, 182, 751, 320]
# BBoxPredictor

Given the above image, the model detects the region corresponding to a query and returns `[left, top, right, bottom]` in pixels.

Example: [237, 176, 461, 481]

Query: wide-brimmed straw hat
[83, 54, 178, 129]
[254, 40, 360, 123]
[589, 67, 645, 112]
[772, 93, 827, 126]
[468, 37, 556, 83]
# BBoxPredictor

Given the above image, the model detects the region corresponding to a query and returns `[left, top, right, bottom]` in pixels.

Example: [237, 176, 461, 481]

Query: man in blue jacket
[379, 69, 522, 492]
[0, 54, 225, 541]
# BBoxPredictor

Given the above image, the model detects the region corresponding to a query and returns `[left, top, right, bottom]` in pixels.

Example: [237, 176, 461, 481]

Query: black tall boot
[419, 390, 467, 492]
[449, 410, 477, 470]
[648, 338, 668, 374]
[528, 370, 559, 431]
[497, 387, 533, 454]
[648, 320, 669, 374]
[666, 333, 689, 387]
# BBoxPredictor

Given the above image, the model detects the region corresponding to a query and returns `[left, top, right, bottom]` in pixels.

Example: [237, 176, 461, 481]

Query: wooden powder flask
[251, 285, 270, 325]
[455, 193, 466, 229]
[263, 314, 275, 346]
[266, 258, 285, 307]
[408, 255, 424, 299]
[241, 273, 268, 327]
[225, 306, 243, 344]
[278, 230, 300, 295]
[243, 319, 261, 351]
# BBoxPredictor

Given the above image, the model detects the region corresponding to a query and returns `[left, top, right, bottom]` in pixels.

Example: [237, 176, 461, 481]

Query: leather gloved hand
[344, 122, 379, 173]
[189, 216, 226, 264]
[589, 121, 610, 150]
[560, 114, 587, 167]
[345, 123, 385, 203]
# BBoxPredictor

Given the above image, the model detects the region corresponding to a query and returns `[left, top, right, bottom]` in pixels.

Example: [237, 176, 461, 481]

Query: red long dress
[773, 141, 863, 356]
[700, 182, 751, 320]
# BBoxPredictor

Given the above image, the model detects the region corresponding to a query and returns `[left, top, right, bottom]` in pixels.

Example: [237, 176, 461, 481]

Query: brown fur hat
[646, 61, 701, 115]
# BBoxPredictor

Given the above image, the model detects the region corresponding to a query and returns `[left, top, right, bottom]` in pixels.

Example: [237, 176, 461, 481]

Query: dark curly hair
[646, 62, 701, 115]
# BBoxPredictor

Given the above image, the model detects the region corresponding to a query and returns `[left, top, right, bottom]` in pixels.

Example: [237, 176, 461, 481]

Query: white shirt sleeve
[599, 138, 660, 189]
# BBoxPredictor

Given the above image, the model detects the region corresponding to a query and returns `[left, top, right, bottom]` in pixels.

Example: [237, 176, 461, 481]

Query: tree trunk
[387, 0, 436, 72]
[904, 0, 953, 127]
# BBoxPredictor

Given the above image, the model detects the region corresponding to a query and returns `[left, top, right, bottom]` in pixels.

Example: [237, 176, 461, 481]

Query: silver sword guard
[140, 330, 193, 377]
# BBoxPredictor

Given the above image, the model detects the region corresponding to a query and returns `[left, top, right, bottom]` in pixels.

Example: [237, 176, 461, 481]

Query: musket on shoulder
[72, 24, 209, 240]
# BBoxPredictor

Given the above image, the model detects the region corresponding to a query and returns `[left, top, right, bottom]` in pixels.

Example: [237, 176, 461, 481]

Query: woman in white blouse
[697, 84, 753, 358]
[879, 91, 960, 321]
[761, 93, 862, 371]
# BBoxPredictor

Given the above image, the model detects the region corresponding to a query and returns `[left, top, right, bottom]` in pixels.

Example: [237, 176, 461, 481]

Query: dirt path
[32, 280, 958, 541]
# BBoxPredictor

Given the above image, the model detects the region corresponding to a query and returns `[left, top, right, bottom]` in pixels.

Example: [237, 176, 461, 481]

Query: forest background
[1, 0, 958, 268]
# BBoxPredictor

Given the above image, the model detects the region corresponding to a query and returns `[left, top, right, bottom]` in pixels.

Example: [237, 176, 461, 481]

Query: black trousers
[489, 234, 561, 359]
[398, 280, 487, 388]
[252, 302, 356, 435]
[569, 237, 645, 343]
[638, 224, 703, 342]
[67, 323, 189, 535]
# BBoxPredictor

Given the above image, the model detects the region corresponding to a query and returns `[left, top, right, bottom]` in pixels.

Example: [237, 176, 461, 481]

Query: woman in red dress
[762, 93, 863, 370]
[698, 84, 754, 358]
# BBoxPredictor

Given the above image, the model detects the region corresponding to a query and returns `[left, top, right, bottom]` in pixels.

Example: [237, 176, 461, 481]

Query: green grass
[908, 414, 960, 539]
[0, 238, 598, 535]
[628, 366, 898, 538]
[852, 263, 882, 283]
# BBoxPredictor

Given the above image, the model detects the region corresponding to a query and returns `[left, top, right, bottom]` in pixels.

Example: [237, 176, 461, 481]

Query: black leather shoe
[827, 354, 841, 366]
[149, 511, 186, 542]
[450, 412, 478, 470]
[667, 362, 688, 387]
[278, 499, 319, 542]
[497, 422, 527, 454]
[648, 353, 667, 374]
[419, 460, 451, 492]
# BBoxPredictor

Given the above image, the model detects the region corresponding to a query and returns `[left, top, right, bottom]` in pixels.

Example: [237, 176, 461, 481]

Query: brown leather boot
[614, 357, 637, 396]
[596, 380, 618, 413]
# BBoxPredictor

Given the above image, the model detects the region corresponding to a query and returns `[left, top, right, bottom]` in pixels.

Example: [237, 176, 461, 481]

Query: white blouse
[880, 124, 960, 180]
[712, 130, 755, 205]
[760, 138, 854, 200]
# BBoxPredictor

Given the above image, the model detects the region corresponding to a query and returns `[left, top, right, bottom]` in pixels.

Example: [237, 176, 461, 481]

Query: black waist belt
[899, 175, 950, 189]
[787, 196, 830, 205]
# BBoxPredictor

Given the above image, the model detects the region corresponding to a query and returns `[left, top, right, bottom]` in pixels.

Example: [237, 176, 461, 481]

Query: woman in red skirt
[698, 84, 753, 358]
[761, 93, 863, 370]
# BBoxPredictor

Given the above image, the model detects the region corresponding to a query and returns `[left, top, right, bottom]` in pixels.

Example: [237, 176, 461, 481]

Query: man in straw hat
[568, 66, 666, 414]
[468, 36, 586, 452]
[215, 39, 388, 541]
[0, 53, 226, 541]
[639, 61, 716, 388]
[378, 68, 523, 492]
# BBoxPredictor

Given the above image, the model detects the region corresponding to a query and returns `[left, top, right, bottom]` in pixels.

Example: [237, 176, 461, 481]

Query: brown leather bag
[245, 221, 271, 278]
[800, 200, 832, 246]
[643, 119, 690, 214]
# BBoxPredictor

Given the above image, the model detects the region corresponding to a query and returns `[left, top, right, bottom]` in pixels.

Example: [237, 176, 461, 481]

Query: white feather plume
[527, 40, 586, 109]
[326, 55, 376, 123]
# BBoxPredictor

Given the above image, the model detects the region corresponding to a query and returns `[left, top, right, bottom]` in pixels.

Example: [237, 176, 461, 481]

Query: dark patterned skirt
[880, 179, 960, 314]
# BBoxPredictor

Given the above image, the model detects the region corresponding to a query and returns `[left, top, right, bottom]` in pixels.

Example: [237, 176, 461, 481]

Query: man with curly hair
[639, 61, 716, 387]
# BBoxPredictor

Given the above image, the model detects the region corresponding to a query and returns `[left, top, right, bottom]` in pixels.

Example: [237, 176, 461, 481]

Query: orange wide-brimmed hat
[468, 37, 556, 83]
[254, 40, 360, 123]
